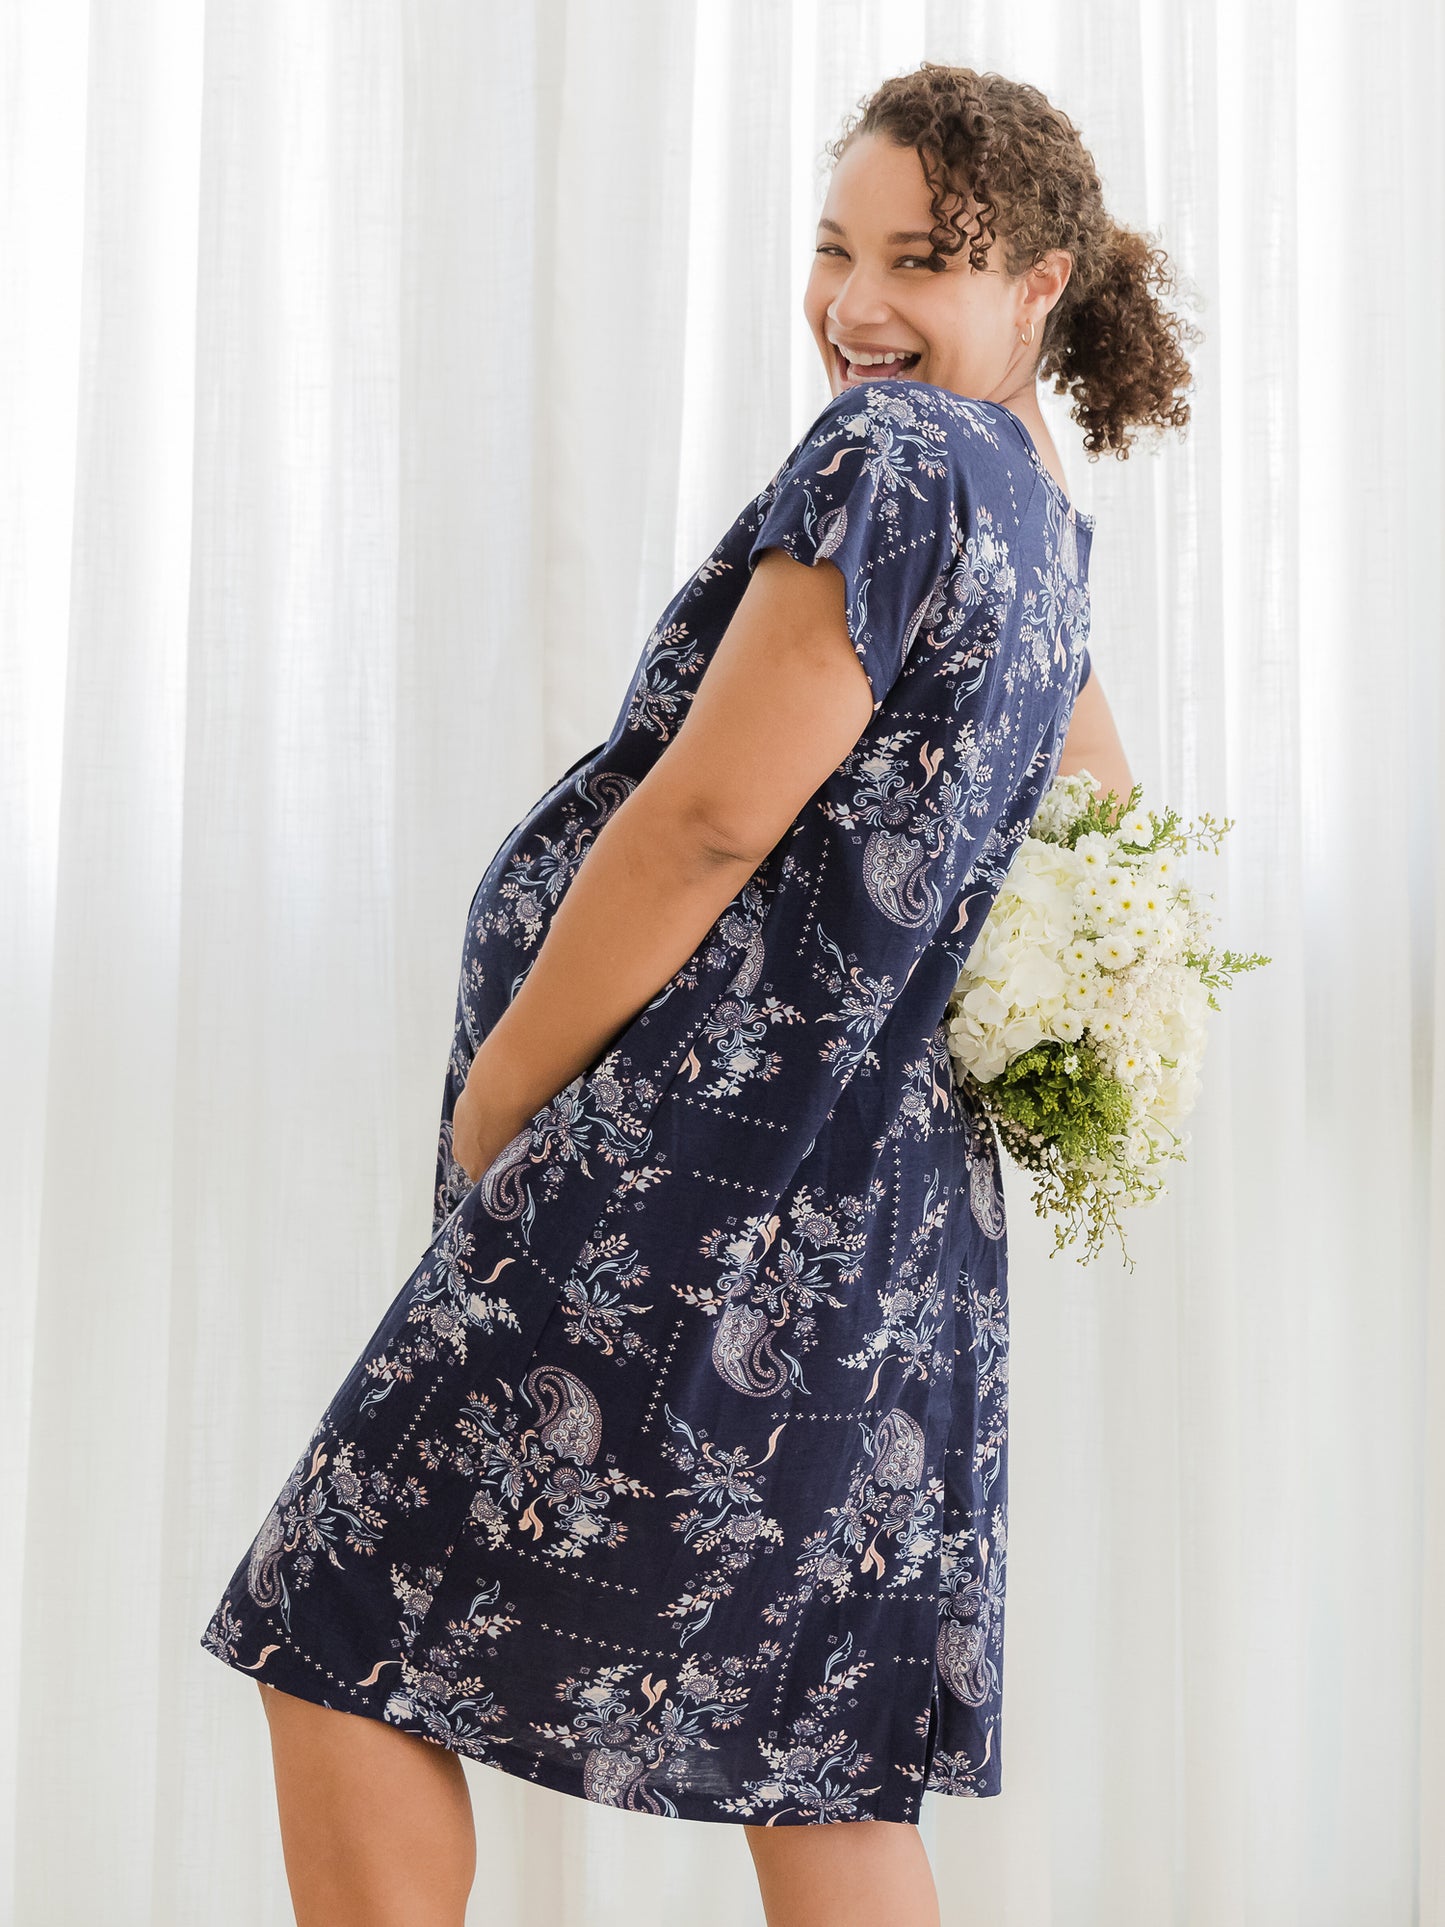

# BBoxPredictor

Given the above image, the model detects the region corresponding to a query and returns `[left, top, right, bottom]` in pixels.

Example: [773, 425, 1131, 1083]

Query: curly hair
[826, 64, 1201, 459]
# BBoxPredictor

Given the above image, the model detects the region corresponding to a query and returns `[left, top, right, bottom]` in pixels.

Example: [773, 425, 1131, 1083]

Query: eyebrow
[817, 216, 935, 246]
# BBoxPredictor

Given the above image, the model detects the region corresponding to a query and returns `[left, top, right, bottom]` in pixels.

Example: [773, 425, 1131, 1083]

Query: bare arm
[453, 548, 877, 1179]
[1056, 664, 1136, 812]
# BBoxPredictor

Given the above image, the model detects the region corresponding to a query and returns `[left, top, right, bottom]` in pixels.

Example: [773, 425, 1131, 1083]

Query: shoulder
[753, 382, 1033, 574]
[790, 380, 1025, 499]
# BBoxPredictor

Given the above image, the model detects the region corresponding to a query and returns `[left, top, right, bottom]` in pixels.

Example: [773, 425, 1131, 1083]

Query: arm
[452, 547, 875, 1180]
[1056, 661, 1136, 812]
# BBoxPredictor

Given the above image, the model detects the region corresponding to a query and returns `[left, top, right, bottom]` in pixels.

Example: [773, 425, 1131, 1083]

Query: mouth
[832, 343, 922, 386]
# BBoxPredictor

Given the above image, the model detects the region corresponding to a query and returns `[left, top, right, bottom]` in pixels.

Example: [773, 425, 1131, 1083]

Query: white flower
[1000, 1012, 1046, 1055]
[1074, 830, 1114, 872]
[1005, 947, 1068, 1005]
[1119, 809, 1154, 846]
[960, 981, 1010, 1026]
[1033, 770, 1097, 842]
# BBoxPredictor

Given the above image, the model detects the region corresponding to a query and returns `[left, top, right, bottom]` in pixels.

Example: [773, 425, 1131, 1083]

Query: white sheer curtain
[3, 2, 1441, 1922]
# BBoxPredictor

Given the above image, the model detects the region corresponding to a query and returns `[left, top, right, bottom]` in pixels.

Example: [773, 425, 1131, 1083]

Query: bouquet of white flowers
[944, 769, 1269, 1270]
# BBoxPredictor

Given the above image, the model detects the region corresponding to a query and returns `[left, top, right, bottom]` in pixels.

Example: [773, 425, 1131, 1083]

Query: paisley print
[201, 378, 1095, 1824]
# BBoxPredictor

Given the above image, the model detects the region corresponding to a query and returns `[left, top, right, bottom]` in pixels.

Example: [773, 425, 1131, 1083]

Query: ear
[1029, 247, 1074, 317]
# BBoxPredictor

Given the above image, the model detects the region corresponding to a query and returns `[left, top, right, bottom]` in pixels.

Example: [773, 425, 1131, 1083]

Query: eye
[813, 245, 932, 270]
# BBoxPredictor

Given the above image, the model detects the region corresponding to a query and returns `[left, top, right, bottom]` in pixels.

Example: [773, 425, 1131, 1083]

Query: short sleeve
[746, 382, 964, 713]
[1078, 644, 1092, 691]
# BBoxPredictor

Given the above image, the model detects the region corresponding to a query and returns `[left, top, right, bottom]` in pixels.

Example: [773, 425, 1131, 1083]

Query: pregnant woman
[202, 62, 1184, 1927]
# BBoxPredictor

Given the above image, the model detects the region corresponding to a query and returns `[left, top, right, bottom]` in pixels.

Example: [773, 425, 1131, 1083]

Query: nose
[827, 268, 897, 334]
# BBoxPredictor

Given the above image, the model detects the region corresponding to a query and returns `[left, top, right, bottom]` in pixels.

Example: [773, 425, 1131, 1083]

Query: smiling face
[805, 131, 1068, 408]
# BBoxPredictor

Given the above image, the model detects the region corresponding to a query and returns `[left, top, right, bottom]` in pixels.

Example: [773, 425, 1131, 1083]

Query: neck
[991, 373, 1041, 432]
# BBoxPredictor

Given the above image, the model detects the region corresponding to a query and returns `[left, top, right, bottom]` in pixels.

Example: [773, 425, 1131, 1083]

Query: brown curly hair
[826, 64, 1201, 459]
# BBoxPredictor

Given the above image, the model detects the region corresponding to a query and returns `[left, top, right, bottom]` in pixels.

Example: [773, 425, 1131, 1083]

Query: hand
[451, 1073, 529, 1186]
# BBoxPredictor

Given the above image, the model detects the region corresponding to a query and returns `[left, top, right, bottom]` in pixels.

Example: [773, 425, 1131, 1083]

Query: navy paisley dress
[201, 378, 1095, 1826]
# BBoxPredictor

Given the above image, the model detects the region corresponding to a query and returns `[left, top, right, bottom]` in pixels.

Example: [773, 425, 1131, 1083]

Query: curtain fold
[2, 3, 1440, 1922]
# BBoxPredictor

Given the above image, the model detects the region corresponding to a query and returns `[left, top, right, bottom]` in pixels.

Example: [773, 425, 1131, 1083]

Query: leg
[256, 1681, 476, 1927]
[744, 1818, 941, 1927]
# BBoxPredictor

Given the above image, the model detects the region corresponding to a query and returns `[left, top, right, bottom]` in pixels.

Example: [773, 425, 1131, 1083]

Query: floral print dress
[201, 378, 1095, 1826]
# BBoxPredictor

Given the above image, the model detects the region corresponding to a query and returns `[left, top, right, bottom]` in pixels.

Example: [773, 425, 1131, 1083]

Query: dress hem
[201, 1627, 1000, 1827]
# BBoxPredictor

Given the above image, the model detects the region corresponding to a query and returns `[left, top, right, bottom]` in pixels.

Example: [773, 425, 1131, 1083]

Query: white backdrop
[3, 2, 1442, 1923]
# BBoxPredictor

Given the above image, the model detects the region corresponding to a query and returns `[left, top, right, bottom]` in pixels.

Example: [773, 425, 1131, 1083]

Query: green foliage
[966, 1039, 1165, 1271]
[1181, 943, 1274, 1012]
[1055, 779, 1149, 846]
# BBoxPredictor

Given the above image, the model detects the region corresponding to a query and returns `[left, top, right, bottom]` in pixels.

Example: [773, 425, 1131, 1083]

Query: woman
[202, 62, 1186, 1927]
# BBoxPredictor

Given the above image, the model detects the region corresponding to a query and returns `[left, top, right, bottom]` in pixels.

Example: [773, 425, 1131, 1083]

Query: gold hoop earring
[1019, 320, 1035, 347]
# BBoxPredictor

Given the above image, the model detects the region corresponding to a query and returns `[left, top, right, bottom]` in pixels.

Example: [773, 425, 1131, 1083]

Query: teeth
[837, 345, 919, 366]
